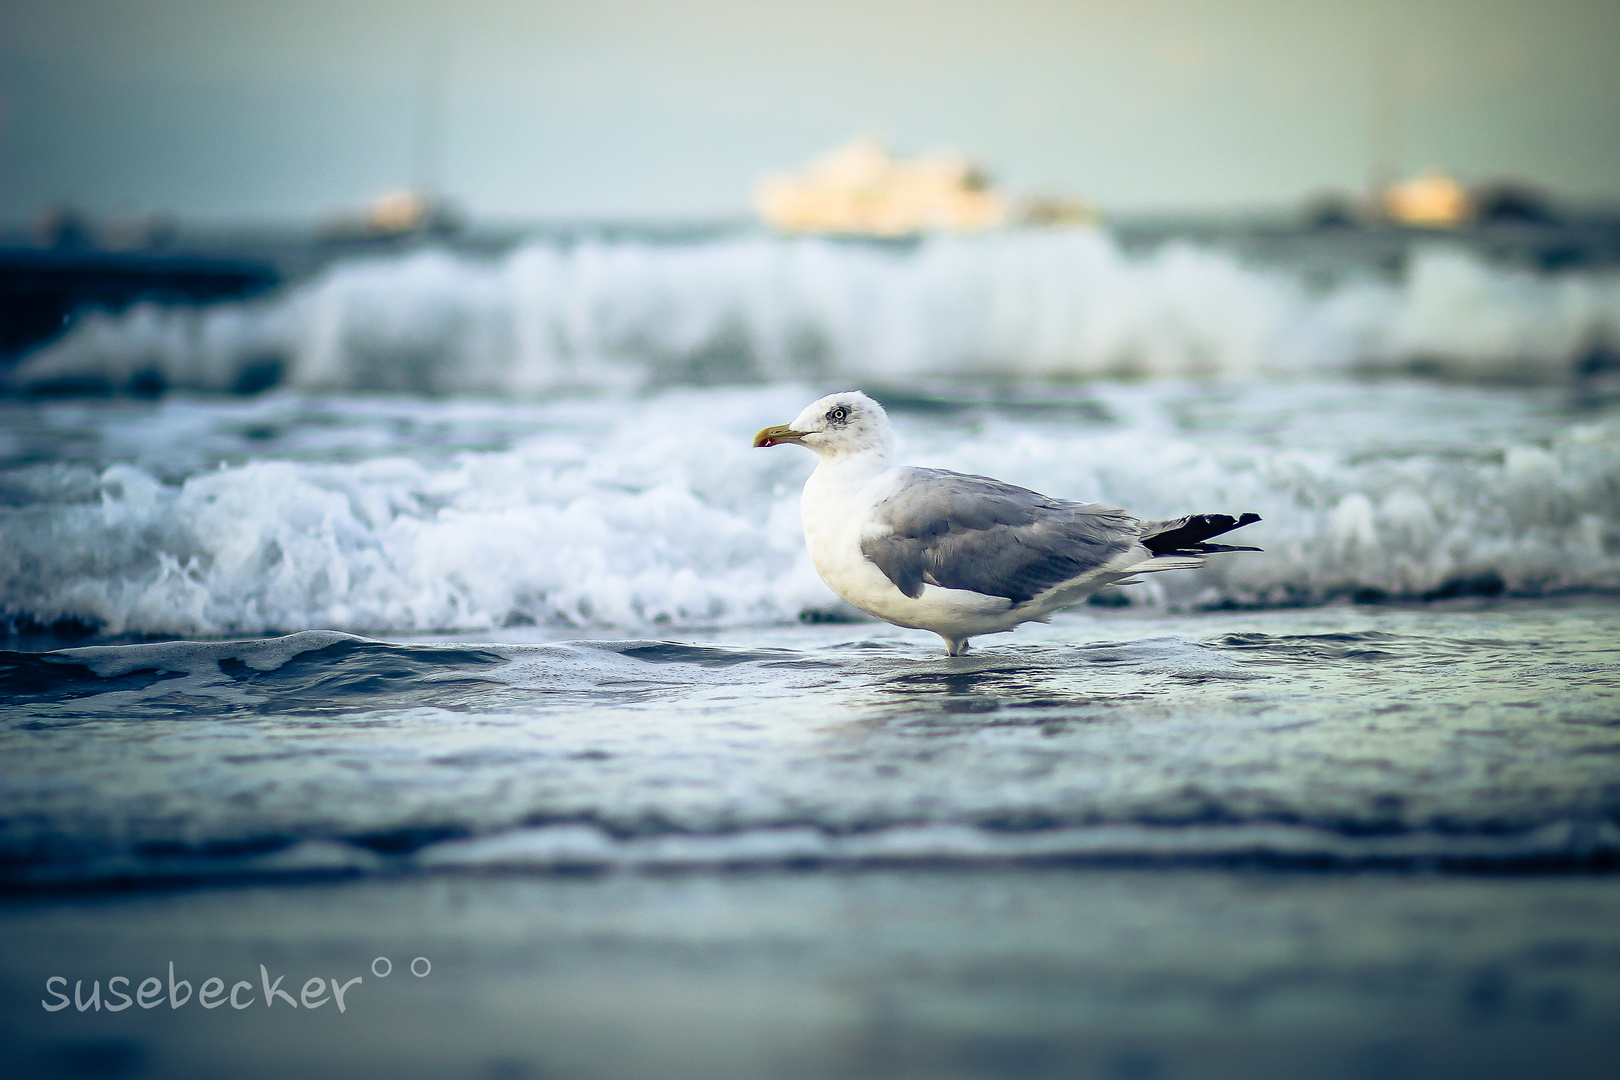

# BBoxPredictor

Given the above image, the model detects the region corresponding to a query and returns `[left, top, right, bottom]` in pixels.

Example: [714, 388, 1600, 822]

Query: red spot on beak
[753, 425, 799, 448]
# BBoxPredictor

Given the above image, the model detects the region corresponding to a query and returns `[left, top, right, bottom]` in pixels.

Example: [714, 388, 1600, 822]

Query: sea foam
[3, 388, 1616, 637]
[9, 231, 1620, 394]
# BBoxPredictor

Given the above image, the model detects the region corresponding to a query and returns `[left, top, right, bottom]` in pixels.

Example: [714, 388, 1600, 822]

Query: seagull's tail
[1141, 512, 1262, 556]
[1109, 554, 1205, 586]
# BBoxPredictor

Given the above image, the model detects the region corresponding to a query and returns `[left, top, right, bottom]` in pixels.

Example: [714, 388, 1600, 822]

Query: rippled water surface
[4, 600, 1617, 886]
[5, 596, 1620, 1079]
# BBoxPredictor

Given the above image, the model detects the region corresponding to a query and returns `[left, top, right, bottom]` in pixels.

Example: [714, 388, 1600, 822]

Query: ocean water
[4, 601, 1620, 889]
[3, 379, 1616, 639]
[8, 230, 1620, 396]
[4, 230, 1620, 1078]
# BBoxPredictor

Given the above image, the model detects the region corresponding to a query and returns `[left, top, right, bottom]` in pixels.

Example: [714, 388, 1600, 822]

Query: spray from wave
[3, 387, 1616, 638]
[10, 230, 1620, 395]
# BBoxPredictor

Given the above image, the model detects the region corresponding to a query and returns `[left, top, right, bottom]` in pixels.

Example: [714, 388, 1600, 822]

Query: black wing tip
[1200, 512, 1262, 530]
[1143, 512, 1263, 556]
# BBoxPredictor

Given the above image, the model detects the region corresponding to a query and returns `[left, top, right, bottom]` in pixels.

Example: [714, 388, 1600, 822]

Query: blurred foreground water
[6, 868, 1619, 1080]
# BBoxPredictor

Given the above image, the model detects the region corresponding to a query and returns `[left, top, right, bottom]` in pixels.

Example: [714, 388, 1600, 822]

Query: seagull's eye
[829, 407, 848, 423]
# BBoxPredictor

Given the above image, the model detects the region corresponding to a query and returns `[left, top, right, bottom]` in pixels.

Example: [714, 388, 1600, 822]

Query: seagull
[754, 391, 1261, 656]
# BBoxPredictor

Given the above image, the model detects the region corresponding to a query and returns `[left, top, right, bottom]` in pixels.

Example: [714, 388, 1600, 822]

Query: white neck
[812, 441, 893, 480]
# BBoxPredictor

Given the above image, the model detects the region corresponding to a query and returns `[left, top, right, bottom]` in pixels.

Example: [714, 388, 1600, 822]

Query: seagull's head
[753, 391, 894, 461]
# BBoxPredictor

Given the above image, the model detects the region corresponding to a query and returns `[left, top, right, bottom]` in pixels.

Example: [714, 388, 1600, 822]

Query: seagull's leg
[942, 636, 971, 657]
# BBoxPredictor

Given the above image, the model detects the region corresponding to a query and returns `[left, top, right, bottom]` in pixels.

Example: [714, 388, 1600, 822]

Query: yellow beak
[753, 424, 807, 448]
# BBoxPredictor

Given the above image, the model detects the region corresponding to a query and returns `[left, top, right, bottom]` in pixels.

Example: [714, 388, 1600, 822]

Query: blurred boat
[755, 139, 1006, 237]
[318, 188, 463, 242]
[1017, 194, 1099, 229]
[1380, 171, 1473, 228]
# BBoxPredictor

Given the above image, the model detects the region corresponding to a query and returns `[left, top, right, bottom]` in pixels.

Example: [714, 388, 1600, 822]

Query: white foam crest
[11, 233, 1619, 393]
[3, 394, 1618, 637]
[0, 401, 831, 637]
[415, 818, 1620, 872]
[20, 818, 1619, 886]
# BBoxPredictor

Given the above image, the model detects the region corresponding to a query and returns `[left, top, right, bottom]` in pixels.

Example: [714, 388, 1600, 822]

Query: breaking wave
[3, 390, 1617, 638]
[10, 230, 1620, 394]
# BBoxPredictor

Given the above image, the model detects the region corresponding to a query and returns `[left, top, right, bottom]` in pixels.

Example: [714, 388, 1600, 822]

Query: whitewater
[4, 228, 1616, 640]
[2, 379, 1616, 639]
[8, 229, 1620, 397]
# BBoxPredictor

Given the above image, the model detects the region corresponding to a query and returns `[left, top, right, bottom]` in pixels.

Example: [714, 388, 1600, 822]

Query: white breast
[800, 459, 900, 613]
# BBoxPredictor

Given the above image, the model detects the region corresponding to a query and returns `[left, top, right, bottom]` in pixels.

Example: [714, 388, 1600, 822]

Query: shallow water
[3, 600, 1618, 888]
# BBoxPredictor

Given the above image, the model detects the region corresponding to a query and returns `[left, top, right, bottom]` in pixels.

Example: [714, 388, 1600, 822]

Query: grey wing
[860, 469, 1142, 604]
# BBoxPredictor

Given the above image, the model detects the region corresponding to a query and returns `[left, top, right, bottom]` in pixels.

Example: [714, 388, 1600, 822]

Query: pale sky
[3, 0, 1617, 222]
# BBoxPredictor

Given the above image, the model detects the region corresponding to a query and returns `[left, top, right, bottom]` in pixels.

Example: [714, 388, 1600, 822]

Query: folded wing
[860, 469, 1141, 604]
